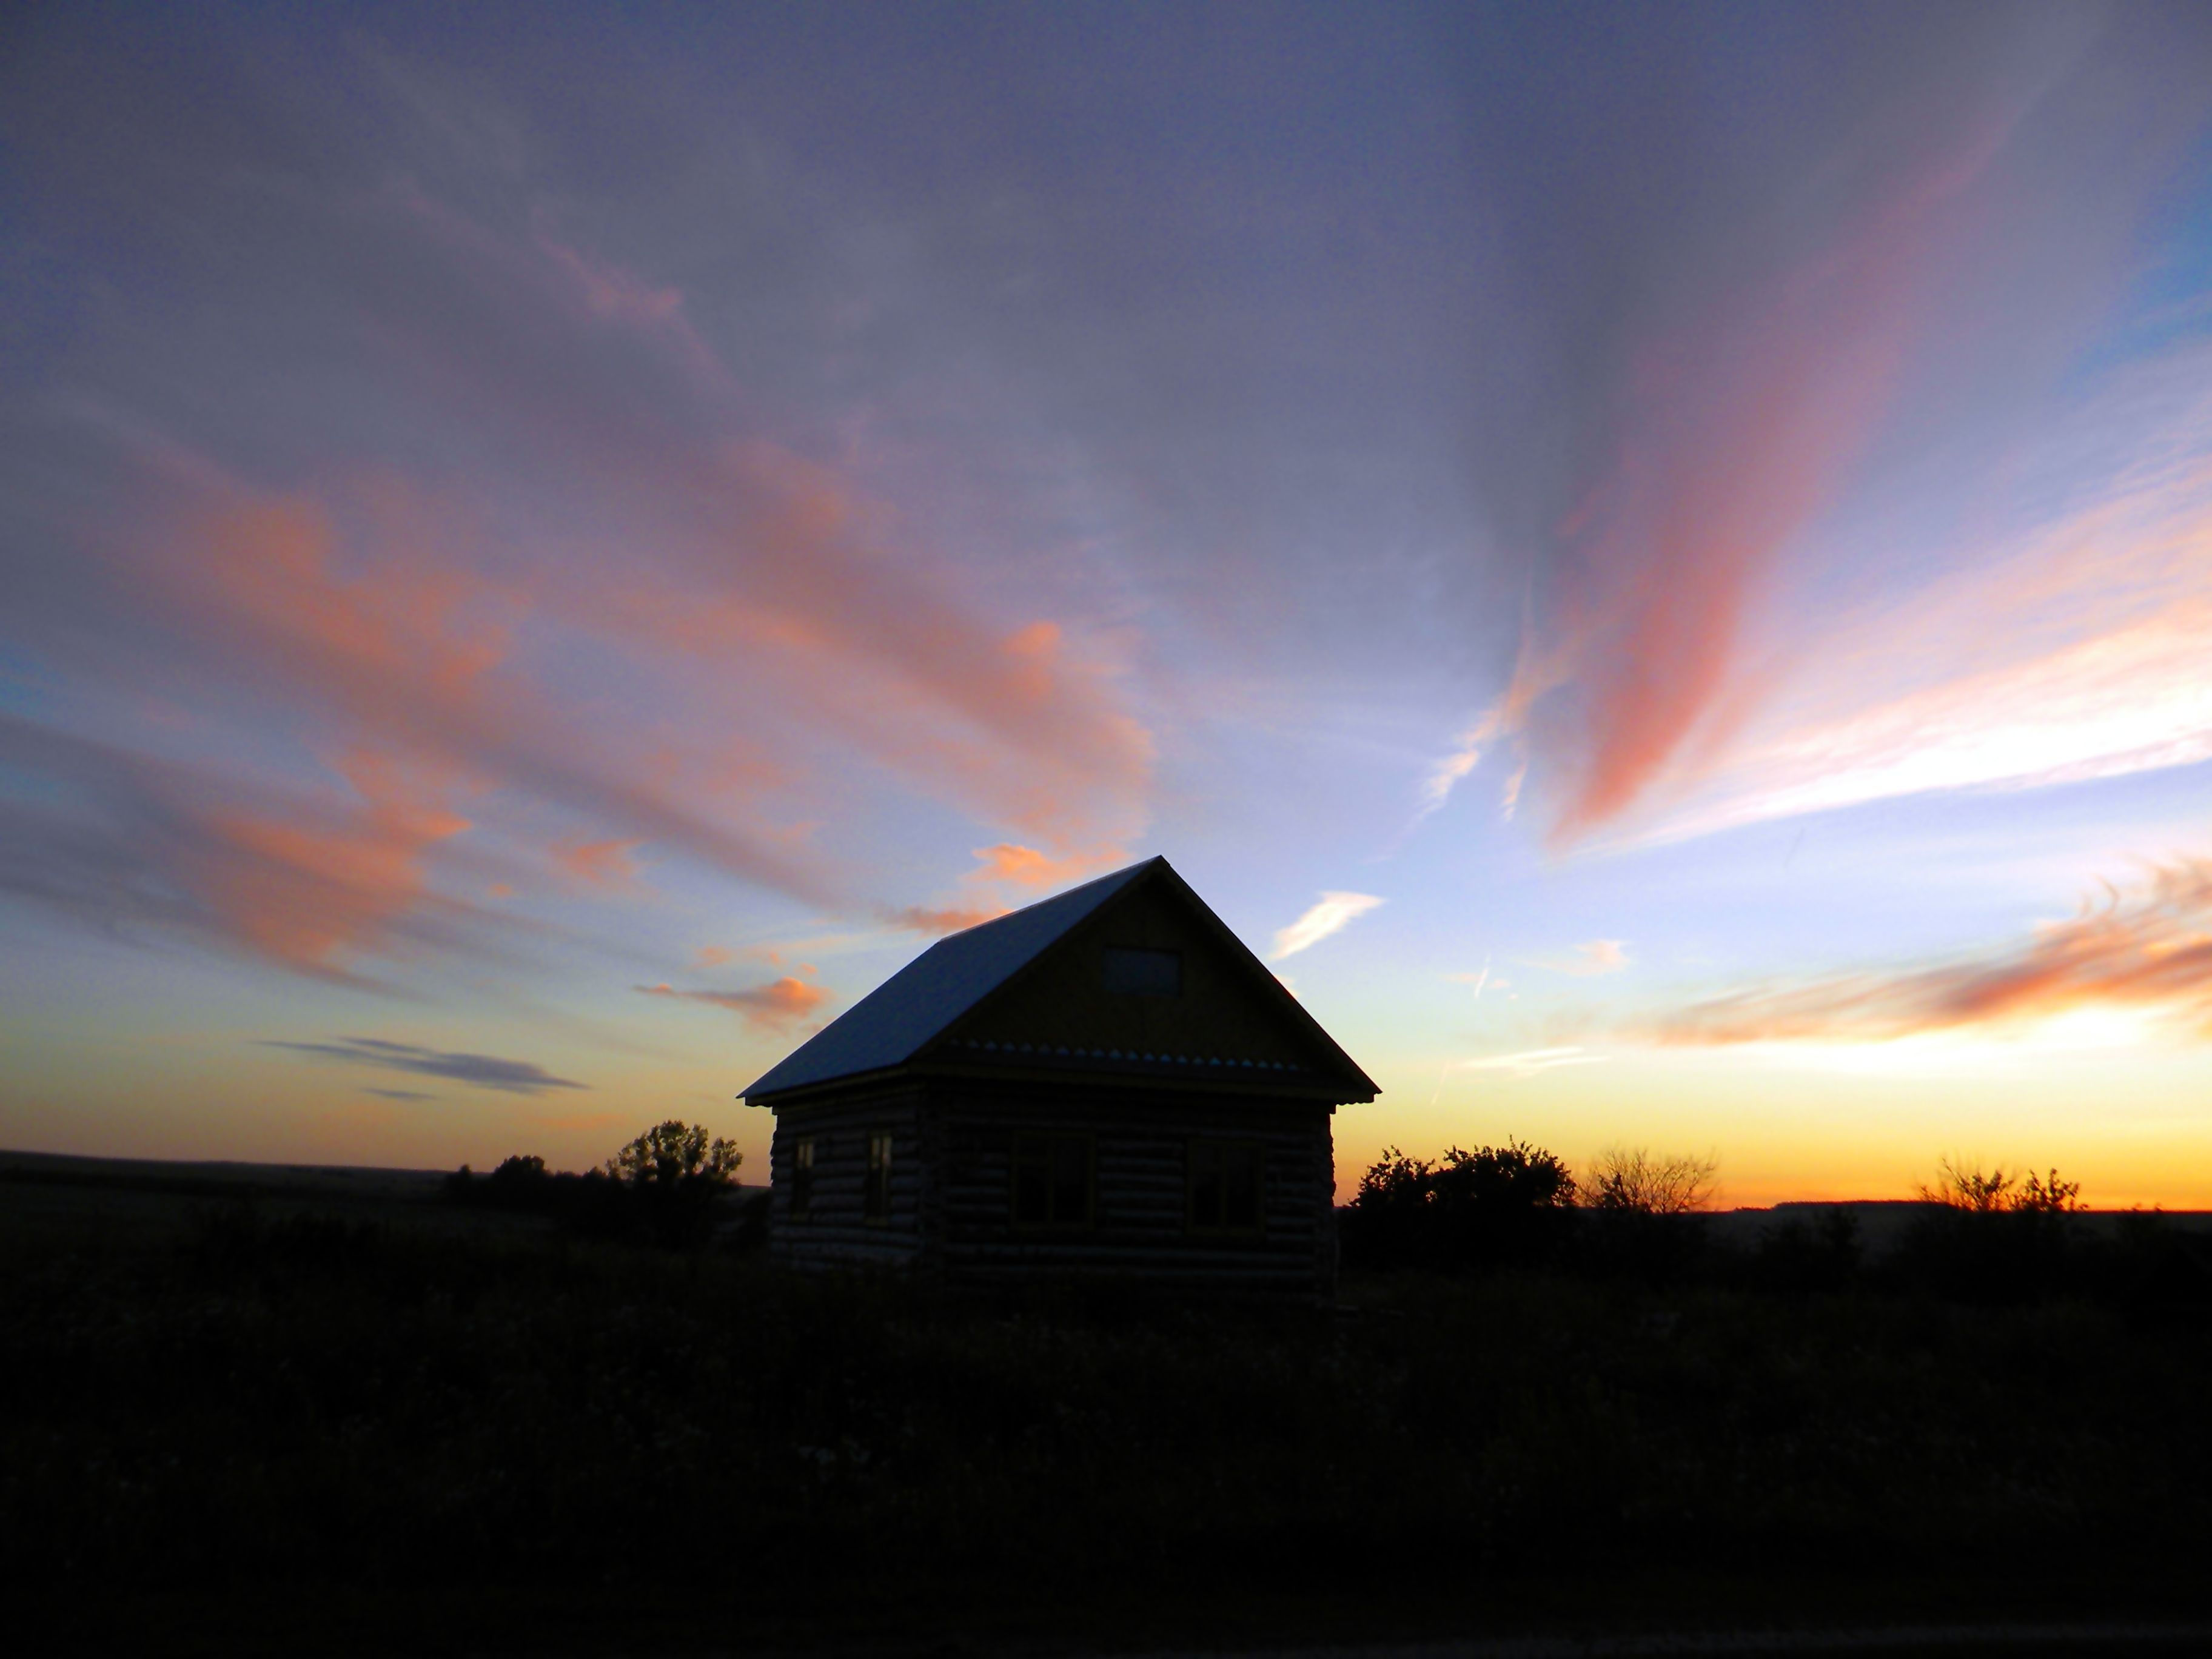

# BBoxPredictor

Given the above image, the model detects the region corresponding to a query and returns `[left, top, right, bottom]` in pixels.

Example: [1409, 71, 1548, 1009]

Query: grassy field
[4, 1156, 2211, 1655]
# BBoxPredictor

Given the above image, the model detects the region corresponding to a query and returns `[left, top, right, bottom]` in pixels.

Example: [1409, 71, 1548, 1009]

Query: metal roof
[739, 857, 1161, 1099]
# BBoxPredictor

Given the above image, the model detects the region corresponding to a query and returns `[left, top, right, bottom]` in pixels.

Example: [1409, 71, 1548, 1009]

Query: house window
[1012, 1133, 1094, 1229]
[1187, 1140, 1264, 1235]
[864, 1131, 893, 1223]
[1101, 946, 1181, 996]
[789, 1136, 815, 1218]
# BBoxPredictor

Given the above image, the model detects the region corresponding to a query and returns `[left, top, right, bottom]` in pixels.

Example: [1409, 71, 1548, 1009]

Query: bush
[1339, 1140, 1577, 1273]
[441, 1124, 749, 1250]
[1897, 1158, 2088, 1304]
[1582, 1147, 1717, 1215]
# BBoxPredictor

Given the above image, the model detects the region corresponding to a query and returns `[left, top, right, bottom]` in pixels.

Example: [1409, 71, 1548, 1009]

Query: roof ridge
[739, 857, 1161, 1098]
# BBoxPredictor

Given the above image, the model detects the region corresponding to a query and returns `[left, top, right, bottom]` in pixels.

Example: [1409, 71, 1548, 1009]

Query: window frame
[863, 1129, 894, 1225]
[1185, 1138, 1267, 1238]
[788, 1134, 816, 1219]
[1100, 944, 1183, 997]
[1009, 1130, 1097, 1232]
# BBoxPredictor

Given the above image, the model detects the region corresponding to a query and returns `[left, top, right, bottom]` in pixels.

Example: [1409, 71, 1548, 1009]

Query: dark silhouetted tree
[587, 1121, 745, 1248]
[1581, 1147, 1717, 1215]
[1905, 1156, 2086, 1302]
[604, 1120, 742, 1187]
[1577, 1147, 1718, 1284]
[1341, 1139, 1577, 1271]
[1917, 1158, 2082, 1215]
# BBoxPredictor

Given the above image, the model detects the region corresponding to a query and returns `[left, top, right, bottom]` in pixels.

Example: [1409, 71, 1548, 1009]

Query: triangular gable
[740, 859, 1156, 1098]
[742, 857, 1377, 1103]
[931, 860, 1375, 1098]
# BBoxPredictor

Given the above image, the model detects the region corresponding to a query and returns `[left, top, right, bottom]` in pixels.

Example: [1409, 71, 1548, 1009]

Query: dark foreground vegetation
[7, 1176, 2212, 1654]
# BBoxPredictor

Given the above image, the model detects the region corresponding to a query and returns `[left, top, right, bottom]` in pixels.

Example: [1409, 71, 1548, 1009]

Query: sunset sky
[6, 3, 2212, 1205]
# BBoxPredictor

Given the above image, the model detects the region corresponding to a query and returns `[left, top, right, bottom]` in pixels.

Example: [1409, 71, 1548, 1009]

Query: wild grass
[5, 1199, 2210, 1651]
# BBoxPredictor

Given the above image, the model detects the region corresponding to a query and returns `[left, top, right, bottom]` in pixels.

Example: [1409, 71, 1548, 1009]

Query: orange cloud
[880, 903, 1005, 937]
[967, 843, 1121, 889]
[554, 836, 644, 888]
[195, 749, 471, 972]
[694, 945, 734, 967]
[198, 492, 511, 735]
[0, 717, 495, 979]
[156, 485, 838, 910]
[590, 443, 1155, 851]
[637, 976, 828, 1031]
[1655, 854, 2212, 1046]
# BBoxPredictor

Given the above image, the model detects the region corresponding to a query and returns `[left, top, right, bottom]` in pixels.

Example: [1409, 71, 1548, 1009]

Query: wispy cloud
[1632, 396, 2212, 845]
[0, 717, 504, 981]
[1474, 34, 2212, 848]
[1530, 940, 1631, 977]
[1651, 853, 2212, 1047]
[637, 977, 828, 1031]
[1271, 891, 1384, 961]
[554, 837, 645, 888]
[267, 1036, 586, 1094]
[965, 842, 1123, 890]
[0, 45, 1174, 985]
[1411, 710, 1498, 827]
[879, 903, 1005, 937]
[1446, 963, 1489, 998]
[1449, 1047, 1603, 1080]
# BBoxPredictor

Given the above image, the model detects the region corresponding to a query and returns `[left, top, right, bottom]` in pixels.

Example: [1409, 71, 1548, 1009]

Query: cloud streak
[1632, 380, 2212, 845]
[1652, 853, 2212, 1047]
[0, 716, 510, 980]
[1530, 940, 1631, 978]
[1449, 1047, 1602, 1081]
[879, 904, 1005, 938]
[1471, 16, 2212, 846]
[1, 27, 1167, 988]
[1271, 891, 1384, 961]
[637, 977, 828, 1031]
[267, 1037, 586, 1094]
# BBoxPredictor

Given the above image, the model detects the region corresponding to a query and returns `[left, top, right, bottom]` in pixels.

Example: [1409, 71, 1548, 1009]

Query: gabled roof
[740, 858, 1157, 1099]
[740, 855, 1377, 1103]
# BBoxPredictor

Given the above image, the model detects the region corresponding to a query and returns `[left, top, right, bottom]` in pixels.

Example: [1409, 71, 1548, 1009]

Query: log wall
[766, 1079, 929, 1272]
[769, 1076, 1339, 1298]
[930, 1080, 1334, 1299]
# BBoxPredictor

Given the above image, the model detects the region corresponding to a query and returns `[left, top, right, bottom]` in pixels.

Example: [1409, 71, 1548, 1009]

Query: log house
[742, 857, 1378, 1299]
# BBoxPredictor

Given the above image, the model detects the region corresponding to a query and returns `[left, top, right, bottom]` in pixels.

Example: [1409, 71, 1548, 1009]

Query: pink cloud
[7, 149, 1161, 989]
[554, 837, 644, 888]
[637, 976, 828, 1031]
[1530, 939, 1630, 977]
[537, 233, 685, 327]
[1653, 853, 2212, 1046]
[1623, 423, 2212, 845]
[1506, 135, 2007, 843]
[198, 749, 473, 971]
[0, 718, 509, 980]
[965, 842, 1123, 889]
[879, 903, 1005, 937]
[135, 483, 840, 913]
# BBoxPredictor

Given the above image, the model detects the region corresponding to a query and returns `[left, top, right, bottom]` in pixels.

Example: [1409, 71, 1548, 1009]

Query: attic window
[1102, 946, 1181, 997]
